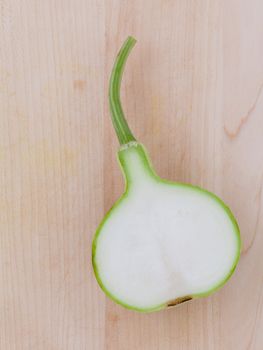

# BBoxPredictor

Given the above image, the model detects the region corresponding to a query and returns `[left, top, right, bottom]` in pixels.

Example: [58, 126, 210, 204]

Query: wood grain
[0, 0, 262, 349]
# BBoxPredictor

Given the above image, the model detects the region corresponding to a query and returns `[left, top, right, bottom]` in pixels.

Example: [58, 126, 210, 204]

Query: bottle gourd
[92, 37, 241, 312]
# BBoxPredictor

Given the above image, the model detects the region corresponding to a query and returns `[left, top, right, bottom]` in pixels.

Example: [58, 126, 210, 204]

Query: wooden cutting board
[0, 0, 263, 349]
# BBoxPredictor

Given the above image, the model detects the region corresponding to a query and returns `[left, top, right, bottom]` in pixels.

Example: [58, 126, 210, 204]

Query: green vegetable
[92, 36, 241, 312]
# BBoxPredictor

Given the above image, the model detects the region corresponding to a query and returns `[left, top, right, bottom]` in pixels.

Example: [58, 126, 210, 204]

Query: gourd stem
[109, 36, 137, 145]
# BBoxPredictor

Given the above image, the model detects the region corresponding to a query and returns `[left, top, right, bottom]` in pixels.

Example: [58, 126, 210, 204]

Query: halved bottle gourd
[92, 37, 241, 312]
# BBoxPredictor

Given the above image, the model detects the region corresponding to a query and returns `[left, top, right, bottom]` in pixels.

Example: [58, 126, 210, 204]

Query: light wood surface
[0, 0, 263, 349]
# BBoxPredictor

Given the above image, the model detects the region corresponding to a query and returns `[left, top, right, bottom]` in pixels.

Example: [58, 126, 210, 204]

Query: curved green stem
[109, 36, 137, 145]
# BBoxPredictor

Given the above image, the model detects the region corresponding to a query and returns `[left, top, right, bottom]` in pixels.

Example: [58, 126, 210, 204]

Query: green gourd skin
[92, 37, 241, 312]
